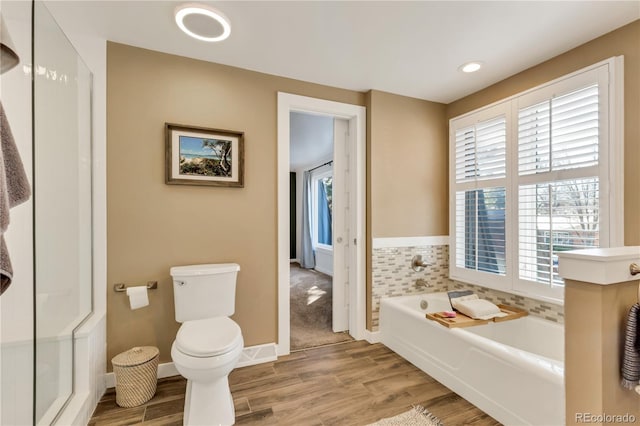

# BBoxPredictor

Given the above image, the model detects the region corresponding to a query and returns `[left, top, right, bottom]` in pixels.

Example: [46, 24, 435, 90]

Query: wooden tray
[425, 311, 489, 328]
[426, 304, 528, 328]
[494, 304, 528, 322]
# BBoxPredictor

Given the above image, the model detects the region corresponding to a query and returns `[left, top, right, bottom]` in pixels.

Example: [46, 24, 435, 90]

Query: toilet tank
[170, 263, 240, 323]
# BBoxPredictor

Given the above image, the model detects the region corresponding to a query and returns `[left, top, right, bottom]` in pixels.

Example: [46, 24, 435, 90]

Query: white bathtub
[380, 293, 564, 426]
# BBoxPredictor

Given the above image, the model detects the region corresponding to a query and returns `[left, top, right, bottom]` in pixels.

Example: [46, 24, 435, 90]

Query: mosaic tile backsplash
[371, 244, 564, 331]
[449, 281, 564, 324]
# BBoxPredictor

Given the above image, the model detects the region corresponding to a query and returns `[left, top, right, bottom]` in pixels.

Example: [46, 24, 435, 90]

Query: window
[312, 169, 333, 248]
[316, 175, 333, 246]
[456, 187, 506, 275]
[452, 103, 511, 290]
[450, 58, 623, 302]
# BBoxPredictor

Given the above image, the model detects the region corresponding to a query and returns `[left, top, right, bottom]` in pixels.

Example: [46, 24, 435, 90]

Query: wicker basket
[112, 346, 159, 407]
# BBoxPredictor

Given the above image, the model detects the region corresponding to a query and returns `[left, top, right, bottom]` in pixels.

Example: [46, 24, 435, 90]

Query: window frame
[450, 102, 513, 290]
[449, 57, 624, 304]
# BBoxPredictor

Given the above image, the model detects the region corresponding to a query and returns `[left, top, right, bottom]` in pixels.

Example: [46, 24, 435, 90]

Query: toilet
[170, 263, 244, 426]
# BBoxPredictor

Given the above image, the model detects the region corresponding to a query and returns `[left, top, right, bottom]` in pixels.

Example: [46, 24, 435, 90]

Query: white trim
[609, 56, 625, 247]
[157, 361, 180, 378]
[236, 342, 278, 367]
[314, 266, 333, 276]
[277, 92, 366, 356]
[558, 246, 640, 285]
[313, 247, 333, 277]
[372, 236, 449, 249]
[105, 362, 179, 389]
[364, 330, 381, 344]
[104, 343, 277, 389]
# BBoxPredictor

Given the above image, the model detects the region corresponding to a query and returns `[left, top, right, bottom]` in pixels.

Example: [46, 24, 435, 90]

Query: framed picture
[165, 123, 244, 187]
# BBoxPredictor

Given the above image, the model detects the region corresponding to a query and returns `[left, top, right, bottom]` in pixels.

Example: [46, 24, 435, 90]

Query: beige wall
[447, 20, 640, 246]
[565, 279, 640, 424]
[107, 42, 365, 367]
[365, 90, 448, 329]
[368, 90, 448, 238]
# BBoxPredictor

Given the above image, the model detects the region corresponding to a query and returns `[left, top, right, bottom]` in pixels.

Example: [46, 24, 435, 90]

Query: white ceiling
[44, 0, 639, 104]
[290, 112, 334, 170]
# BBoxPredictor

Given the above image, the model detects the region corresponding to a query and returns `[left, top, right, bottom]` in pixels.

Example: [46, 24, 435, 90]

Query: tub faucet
[411, 255, 430, 272]
[415, 278, 432, 289]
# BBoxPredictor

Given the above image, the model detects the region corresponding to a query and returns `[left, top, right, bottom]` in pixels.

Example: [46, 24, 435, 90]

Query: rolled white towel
[451, 295, 508, 320]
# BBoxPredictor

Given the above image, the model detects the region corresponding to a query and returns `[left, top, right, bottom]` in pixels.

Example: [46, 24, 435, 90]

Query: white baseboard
[236, 343, 278, 367]
[105, 343, 277, 388]
[157, 362, 179, 379]
[314, 265, 333, 277]
[364, 330, 380, 344]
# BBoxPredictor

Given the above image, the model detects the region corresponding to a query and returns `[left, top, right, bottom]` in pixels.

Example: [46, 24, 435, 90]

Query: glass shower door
[33, 1, 93, 423]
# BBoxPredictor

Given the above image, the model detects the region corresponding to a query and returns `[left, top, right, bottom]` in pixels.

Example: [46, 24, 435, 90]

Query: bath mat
[367, 405, 444, 426]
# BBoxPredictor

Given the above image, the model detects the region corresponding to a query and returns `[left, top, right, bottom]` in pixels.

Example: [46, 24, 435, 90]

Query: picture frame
[165, 123, 244, 187]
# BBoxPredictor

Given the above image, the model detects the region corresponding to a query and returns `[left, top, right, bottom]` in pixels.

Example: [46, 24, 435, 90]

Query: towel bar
[631, 263, 640, 276]
[113, 281, 158, 293]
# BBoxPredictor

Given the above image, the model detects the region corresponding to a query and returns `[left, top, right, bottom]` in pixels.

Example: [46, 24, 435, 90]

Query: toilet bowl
[171, 316, 244, 426]
[169, 263, 244, 426]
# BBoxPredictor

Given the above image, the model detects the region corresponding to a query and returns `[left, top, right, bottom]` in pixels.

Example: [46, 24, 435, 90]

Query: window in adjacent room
[313, 169, 333, 248]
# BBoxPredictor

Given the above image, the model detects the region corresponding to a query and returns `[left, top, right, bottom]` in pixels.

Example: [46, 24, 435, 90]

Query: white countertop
[558, 246, 640, 285]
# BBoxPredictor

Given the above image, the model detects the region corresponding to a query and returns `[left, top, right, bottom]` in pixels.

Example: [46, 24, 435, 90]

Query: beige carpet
[367, 406, 444, 426]
[290, 263, 353, 351]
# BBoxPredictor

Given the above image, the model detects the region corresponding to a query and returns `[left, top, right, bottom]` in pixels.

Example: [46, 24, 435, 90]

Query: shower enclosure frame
[31, 1, 95, 424]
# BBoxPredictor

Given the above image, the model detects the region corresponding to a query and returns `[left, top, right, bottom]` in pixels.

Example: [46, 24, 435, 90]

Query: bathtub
[380, 293, 564, 426]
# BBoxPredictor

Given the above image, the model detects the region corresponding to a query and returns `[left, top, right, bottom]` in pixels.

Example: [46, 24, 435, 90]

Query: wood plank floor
[89, 341, 501, 425]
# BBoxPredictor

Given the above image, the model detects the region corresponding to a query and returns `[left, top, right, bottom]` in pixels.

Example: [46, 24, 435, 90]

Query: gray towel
[0, 236, 11, 294]
[0, 101, 31, 294]
[621, 303, 640, 389]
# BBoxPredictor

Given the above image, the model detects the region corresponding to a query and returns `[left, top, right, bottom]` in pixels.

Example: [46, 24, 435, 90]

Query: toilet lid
[176, 317, 242, 357]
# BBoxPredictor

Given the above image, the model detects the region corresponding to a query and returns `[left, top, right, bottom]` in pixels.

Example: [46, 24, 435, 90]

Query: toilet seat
[175, 317, 242, 358]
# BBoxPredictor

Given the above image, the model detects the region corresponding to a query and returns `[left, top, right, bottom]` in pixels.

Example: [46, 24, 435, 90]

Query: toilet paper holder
[113, 281, 158, 293]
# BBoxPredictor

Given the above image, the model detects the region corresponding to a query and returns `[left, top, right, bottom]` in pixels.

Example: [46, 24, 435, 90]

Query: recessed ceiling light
[175, 4, 231, 42]
[459, 61, 483, 73]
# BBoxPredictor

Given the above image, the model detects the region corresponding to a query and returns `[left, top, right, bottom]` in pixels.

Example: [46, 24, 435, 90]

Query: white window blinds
[518, 85, 599, 176]
[453, 112, 508, 284]
[517, 84, 601, 288]
[455, 116, 507, 182]
[518, 178, 599, 286]
[449, 58, 621, 302]
[455, 188, 506, 275]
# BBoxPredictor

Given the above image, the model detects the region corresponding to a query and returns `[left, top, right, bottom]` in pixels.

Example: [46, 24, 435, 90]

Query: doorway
[277, 93, 366, 356]
[289, 112, 352, 350]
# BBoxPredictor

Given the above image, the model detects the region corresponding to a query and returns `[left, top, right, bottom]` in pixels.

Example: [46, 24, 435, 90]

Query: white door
[332, 118, 349, 332]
